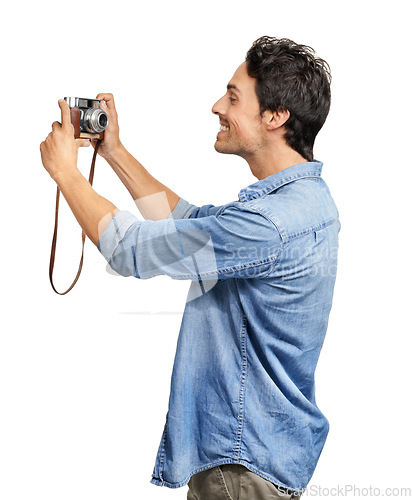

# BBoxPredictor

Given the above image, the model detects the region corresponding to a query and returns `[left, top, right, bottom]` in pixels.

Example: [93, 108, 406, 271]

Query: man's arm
[55, 169, 119, 246]
[97, 203, 283, 281]
[93, 93, 180, 221]
[101, 143, 180, 221]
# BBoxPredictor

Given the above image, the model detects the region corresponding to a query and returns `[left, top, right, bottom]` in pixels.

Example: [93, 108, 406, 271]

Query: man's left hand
[40, 99, 91, 183]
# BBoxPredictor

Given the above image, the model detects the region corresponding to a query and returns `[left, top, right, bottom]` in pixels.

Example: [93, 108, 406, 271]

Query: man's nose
[212, 96, 225, 116]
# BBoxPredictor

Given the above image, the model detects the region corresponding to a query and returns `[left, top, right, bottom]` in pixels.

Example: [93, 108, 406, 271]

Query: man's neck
[245, 146, 309, 181]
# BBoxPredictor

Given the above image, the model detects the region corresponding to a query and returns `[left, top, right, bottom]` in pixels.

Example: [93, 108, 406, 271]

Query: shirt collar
[238, 161, 323, 202]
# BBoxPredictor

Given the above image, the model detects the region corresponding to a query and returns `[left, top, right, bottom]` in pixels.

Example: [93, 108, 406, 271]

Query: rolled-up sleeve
[170, 197, 226, 220]
[97, 198, 283, 281]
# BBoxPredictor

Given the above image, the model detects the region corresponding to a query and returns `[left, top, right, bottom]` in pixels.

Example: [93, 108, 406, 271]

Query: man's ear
[266, 108, 290, 130]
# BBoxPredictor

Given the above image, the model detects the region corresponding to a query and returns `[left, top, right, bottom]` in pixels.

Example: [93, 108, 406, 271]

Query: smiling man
[40, 36, 340, 500]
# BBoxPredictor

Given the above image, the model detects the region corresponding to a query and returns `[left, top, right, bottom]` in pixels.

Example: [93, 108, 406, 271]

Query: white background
[1, 1, 411, 499]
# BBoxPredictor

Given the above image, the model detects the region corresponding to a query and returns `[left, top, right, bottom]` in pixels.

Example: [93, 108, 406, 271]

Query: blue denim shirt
[97, 161, 340, 494]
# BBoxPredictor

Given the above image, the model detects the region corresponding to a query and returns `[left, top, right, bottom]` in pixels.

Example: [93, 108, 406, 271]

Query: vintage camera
[64, 97, 108, 139]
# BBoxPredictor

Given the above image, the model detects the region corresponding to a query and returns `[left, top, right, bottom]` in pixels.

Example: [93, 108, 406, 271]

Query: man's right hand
[89, 93, 123, 157]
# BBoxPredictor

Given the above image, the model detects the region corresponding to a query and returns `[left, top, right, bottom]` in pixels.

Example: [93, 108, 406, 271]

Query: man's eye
[229, 97, 236, 103]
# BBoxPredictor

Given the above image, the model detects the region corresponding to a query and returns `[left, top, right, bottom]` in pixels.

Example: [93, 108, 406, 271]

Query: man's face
[212, 61, 266, 158]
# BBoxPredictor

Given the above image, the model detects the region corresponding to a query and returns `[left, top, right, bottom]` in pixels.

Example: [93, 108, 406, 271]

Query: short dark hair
[245, 36, 331, 161]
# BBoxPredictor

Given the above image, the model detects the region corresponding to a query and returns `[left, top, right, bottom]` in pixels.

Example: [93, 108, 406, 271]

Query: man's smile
[217, 122, 230, 138]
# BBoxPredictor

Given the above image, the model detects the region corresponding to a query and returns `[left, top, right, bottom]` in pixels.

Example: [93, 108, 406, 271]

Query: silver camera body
[64, 97, 108, 139]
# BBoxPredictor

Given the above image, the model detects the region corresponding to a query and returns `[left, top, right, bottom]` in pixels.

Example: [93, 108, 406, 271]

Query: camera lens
[83, 108, 109, 133]
[98, 114, 108, 129]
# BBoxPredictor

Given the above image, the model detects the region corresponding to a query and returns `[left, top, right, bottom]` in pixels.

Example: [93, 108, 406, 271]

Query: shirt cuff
[169, 197, 197, 220]
[97, 210, 138, 262]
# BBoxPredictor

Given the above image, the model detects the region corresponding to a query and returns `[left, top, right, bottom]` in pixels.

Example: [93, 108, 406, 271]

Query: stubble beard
[214, 133, 254, 159]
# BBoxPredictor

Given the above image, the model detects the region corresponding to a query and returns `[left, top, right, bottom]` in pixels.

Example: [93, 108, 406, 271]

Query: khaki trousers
[187, 464, 301, 500]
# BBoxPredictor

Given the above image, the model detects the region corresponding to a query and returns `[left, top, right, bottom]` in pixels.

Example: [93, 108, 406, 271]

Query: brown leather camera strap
[49, 140, 101, 295]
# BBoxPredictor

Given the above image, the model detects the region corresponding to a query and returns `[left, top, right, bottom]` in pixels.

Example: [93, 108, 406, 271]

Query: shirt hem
[150, 458, 305, 494]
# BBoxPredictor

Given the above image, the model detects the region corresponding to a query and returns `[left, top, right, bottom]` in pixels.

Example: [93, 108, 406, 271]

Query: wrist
[54, 166, 83, 189]
[101, 141, 126, 162]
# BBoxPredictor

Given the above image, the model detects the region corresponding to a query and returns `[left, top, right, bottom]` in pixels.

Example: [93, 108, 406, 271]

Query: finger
[58, 99, 72, 130]
[95, 93, 115, 111]
[51, 121, 61, 131]
[75, 138, 90, 148]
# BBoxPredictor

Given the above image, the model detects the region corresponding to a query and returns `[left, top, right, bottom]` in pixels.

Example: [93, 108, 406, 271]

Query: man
[40, 36, 340, 499]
